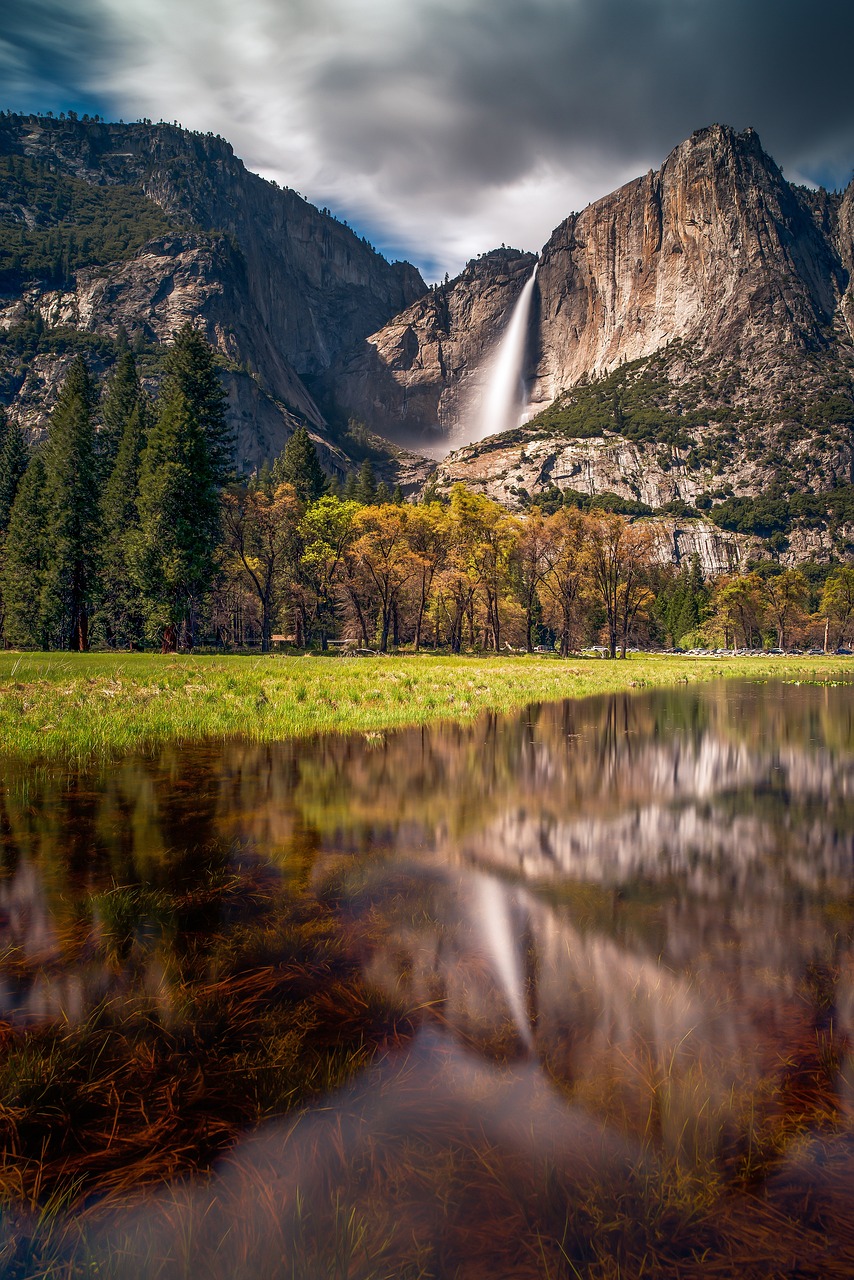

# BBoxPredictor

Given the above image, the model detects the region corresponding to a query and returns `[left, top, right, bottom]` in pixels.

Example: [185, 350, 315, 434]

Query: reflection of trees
[3, 680, 854, 1003]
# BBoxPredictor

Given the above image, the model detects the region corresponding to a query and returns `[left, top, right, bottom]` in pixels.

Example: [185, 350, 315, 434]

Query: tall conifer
[99, 346, 141, 476]
[41, 358, 100, 650]
[99, 376, 150, 648]
[134, 324, 231, 651]
[355, 458, 377, 506]
[271, 426, 327, 504]
[0, 414, 29, 535]
[1, 455, 49, 648]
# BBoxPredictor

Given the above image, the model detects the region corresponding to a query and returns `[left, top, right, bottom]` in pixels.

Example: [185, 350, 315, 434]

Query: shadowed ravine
[1, 680, 853, 1277]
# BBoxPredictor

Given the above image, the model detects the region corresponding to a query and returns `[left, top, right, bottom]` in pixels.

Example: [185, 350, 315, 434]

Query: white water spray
[473, 874, 533, 1049]
[471, 263, 538, 446]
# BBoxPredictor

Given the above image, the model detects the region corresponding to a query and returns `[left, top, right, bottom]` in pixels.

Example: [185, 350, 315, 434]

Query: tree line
[1, 330, 853, 658]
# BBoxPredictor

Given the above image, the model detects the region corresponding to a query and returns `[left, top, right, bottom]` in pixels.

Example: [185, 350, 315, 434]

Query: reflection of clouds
[74, 1029, 638, 1279]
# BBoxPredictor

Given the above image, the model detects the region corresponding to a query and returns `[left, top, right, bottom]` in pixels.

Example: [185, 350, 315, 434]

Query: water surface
[1, 680, 853, 1277]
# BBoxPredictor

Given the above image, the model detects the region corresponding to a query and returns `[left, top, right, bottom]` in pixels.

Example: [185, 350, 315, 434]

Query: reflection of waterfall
[473, 874, 533, 1048]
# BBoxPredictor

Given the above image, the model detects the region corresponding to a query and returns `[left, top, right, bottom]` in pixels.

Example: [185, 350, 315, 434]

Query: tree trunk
[162, 623, 177, 653]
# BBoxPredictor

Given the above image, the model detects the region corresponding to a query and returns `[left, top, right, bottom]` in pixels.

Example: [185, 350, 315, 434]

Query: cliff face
[0, 114, 425, 468]
[331, 248, 536, 447]
[337, 125, 854, 534]
[530, 125, 848, 404]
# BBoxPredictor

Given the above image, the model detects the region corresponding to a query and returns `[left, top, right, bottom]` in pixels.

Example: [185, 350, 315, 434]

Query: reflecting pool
[1, 679, 853, 1277]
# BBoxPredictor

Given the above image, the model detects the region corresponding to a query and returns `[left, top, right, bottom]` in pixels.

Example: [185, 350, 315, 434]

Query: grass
[1, 650, 852, 763]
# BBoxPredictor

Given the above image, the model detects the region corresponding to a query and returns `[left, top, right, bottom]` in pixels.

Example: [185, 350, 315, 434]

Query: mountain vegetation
[0, 153, 180, 288]
[1, 340, 852, 659]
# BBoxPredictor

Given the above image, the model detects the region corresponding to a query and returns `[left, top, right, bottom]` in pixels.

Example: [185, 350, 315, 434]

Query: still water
[1, 680, 853, 1277]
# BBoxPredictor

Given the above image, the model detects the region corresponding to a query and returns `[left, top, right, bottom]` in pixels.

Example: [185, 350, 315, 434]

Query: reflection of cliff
[3, 682, 854, 916]
[450, 794, 854, 896]
[333, 859, 840, 1158]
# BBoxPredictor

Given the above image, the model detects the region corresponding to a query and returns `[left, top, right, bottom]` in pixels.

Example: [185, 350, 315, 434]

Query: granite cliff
[334, 126, 854, 556]
[0, 113, 425, 470]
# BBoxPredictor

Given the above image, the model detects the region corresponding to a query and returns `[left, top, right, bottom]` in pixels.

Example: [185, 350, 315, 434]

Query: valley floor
[0, 650, 850, 762]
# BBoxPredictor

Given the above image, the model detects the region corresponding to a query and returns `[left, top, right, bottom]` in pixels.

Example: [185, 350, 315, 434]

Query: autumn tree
[539, 507, 587, 656]
[299, 496, 361, 648]
[352, 504, 417, 651]
[820, 567, 854, 650]
[447, 486, 515, 651]
[222, 482, 302, 650]
[584, 513, 655, 658]
[711, 573, 765, 649]
[406, 502, 449, 650]
[761, 569, 808, 651]
[513, 508, 552, 652]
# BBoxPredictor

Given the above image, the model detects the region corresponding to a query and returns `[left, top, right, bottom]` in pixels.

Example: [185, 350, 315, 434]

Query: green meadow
[1, 650, 850, 761]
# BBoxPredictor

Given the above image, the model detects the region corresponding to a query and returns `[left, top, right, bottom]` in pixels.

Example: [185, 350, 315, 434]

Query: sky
[3, 0, 854, 280]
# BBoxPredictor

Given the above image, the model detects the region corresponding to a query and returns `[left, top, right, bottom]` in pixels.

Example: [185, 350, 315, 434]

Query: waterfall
[469, 263, 538, 448]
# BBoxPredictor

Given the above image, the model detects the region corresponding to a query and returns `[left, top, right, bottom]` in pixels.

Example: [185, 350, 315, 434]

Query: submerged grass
[1, 650, 851, 762]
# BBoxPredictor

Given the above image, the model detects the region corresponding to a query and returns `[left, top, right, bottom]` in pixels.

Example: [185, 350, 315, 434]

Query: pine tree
[0, 414, 29, 536]
[134, 324, 232, 651]
[271, 426, 327, 504]
[355, 458, 377, 506]
[96, 349, 148, 646]
[1, 455, 49, 648]
[99, 347, 142, 476]
[375, 479, 392, 505]
[98, 395, 150, 648]
[40, 358, 101, 650]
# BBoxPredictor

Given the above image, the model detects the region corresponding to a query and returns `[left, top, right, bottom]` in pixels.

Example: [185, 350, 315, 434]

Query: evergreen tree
[98, 393, 150, 648]
[375, 479, 392, 505]
[355, 458, 377, 506]
[40, 358, 101, 650]
[0, 415, 29, 536]
[253, 458, 273, 494]
[99, 347, 142, 476]
[134, 324, 232, 651]
[392, 484, 405, 506]
[271, 426, 327, 504]
[1, 455, 49, 648]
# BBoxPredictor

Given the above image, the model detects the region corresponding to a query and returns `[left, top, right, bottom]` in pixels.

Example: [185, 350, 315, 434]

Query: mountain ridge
[2, 113, 854, 562]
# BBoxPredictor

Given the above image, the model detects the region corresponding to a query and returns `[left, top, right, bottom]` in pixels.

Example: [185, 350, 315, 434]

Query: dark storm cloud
[4, 0, 853, 274]
[0, 0, 112, 116]
[306, 0, 854, 191]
